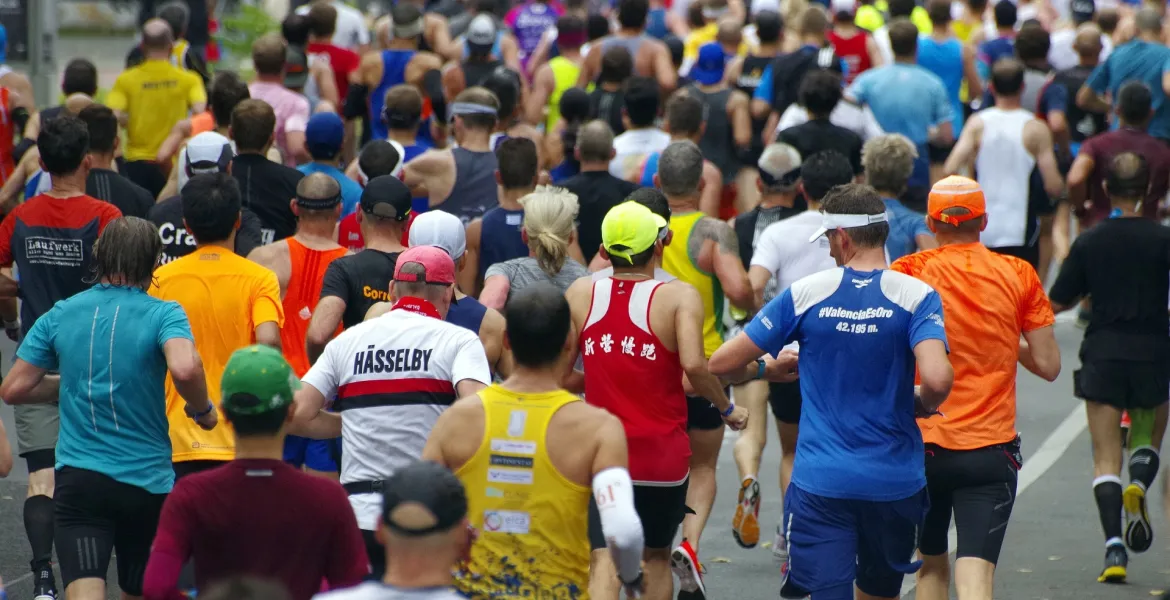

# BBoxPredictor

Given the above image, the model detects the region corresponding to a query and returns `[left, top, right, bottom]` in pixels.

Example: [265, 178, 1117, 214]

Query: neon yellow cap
[601, 201, 668, 262]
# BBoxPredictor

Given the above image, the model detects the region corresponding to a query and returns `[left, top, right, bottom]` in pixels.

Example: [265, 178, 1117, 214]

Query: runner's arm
[156, 119, 193, 163]
[1025, 120, 1064, 197]
[704, 220, 756, 312]
[291, 382, 343, 439]
[308, 298, 346, 363]
[747, 265, 771, 308]
[730, 91, 752, 148]
[0, 418, 11, 477]
[961, 44, 983, 101]
[675, 285, 732, 413]
[914, 339, 952, 411]
[943, 116, 981, 176]
[1019, 325, 1060, 381]
[526, 66, 555, 126]
[142, 484, 196, 600]
[163, 338, 213, 417]
[653, 43, 679, 93]
[1066, 152, 1095, 218]
[479, 275, 511, 311]
[1048, 236, 1086, 313]
[461, 219, 483, 296]
[590, 411, 645, 592]
[698, 164, 723, 218]
[0, 361, 59, 405]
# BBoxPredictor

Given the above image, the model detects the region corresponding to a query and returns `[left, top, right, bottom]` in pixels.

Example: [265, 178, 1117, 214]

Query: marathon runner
[76, 105, 154, 219]
[656, 141, 756, 587]
[293, 245, 492, 578]
[890, 176, 1061, 600]
[298, 112, 364, 218]
[742, 150, 854, 561]
[150, 173, 283, 479]
[15, 58, 95, 164]
[710, 182, 953, 600]
[635, 93, 722, 217]
[465, 138, 540, 295]
[366, 210, 511, 377]
[0, 115, 122, 600]
[339, 139, 414, 252]
[726, 10, 784, 210]
[425, 283, 646, 599]
[526, 15, 587, 131]
[248, 33, 312, 166]
[1048, 152, 1170, 584]
[403, 89, 503, 224]
[683, 43, 751, 219]
[566, 201, 748, 600]
[577, 0, 677, 89]
[227, 99, 305, 245]
[307, 175, 412, 362]
[2, 217, 214, 600]
[444, 15, 509, 96]
[143, 345, 367, 599]
[590, 187, 676, 281]
[247, 173, 350, 479]
[944, 58, 1063, 269]
[313, 461, 473, 600]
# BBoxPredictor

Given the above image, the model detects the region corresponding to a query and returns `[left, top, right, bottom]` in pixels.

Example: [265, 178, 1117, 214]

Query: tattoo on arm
[689, 218, 739, 260]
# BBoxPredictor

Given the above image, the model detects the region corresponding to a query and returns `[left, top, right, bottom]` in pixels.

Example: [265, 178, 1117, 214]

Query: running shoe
[671, 539, 707, 598]
[731, 476, 761, 548]
[1124, 481, 1153, 552]
[1098, 544, 1128, 583]
[32, 569, 56, 600]
[772, 524, 788, 565]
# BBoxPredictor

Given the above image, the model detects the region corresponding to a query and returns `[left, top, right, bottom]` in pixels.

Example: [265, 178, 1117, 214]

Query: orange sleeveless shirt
[281, 238, 349, 377]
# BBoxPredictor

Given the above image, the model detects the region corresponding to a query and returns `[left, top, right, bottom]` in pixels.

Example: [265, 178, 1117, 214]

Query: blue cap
[305, 112, 345, 159]
[689, 43, 726, 86]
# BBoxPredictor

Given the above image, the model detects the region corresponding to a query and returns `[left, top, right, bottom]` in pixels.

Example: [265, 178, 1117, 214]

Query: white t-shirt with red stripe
[302, 301, 492, 530]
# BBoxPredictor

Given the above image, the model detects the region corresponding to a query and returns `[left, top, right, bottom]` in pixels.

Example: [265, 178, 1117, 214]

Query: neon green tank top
[547, 57, 581, 132]
[661, 211, 724, 358]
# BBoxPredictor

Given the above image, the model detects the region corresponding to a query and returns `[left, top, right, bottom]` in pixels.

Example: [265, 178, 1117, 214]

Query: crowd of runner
[0, 0, 1167, 597]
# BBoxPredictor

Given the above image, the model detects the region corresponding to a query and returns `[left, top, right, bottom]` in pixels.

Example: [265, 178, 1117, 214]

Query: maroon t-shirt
[1080, 128, 1170, 226]
[151, 459, 368, 599]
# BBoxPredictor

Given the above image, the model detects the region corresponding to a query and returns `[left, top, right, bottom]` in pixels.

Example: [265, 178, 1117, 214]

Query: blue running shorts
[780, 484, 930, 600]
[283, 435, 341, 472]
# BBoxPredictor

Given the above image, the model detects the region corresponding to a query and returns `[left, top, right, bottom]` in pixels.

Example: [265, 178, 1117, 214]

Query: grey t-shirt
[315, 582, 466, 600]
[485, 256, 590, 297]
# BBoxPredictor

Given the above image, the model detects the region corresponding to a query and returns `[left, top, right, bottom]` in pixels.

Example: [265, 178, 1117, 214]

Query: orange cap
[928, 176, 986, 226]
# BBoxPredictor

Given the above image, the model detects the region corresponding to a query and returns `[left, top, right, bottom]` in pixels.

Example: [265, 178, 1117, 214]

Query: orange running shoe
[731, 476, 761, 548]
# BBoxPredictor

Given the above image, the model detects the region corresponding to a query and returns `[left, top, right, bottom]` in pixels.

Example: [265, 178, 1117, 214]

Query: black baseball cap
[361, 175, 413, 222]
[382, 461, 468, 536]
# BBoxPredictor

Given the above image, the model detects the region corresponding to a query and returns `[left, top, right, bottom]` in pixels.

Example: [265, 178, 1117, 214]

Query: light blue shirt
[297, 162, 365, 218]
[1086, 40, 1170, 140]
[18, 286, 193, 494]
[846, 64, 953, 188]
[744, 267, 948, 501]
[883, 198, 932, 262]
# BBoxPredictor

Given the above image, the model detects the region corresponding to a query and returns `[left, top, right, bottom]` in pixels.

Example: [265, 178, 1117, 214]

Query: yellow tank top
[455, 384, 592, 599]
[547, 57, 581, 132]
[661, 211, 724, 358]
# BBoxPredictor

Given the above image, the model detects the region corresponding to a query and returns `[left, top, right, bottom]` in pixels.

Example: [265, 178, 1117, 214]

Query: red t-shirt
[149, 459, 368, 599]
[307, 42, 361, 102]
[1079, 128, 1170, 226]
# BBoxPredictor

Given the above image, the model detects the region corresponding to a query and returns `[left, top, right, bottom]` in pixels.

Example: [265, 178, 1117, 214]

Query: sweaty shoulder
[878, 269, 937, 314]
[789, 268, 845, 315]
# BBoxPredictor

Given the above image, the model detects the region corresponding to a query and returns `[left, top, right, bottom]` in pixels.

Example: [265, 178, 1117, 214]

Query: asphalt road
[0, 319, 1167, 599]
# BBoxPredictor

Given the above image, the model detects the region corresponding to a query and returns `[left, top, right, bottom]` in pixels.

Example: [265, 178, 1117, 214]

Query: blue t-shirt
[743, 267, 948, 501]
[917, 37, 965, 132]
[18, 285, 193, 494]
[297, 162, 364, 218]
[847, 64, 953, 188]
[977, 36, 1014, 81]
[1087, 40, 1170, 140]
[883, 198, 932, 262]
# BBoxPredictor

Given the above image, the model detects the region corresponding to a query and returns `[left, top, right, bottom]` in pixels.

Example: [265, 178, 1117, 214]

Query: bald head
[142, 18, 175, 52]
[64, 93, 95, 116]
[1136, 7, 1162, 34]
[1074, 23, 1103, 58]
[577, 120, 615, 163]
[297, 172, 341, 200]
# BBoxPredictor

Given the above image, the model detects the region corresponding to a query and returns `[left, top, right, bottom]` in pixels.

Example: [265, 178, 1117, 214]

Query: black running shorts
[919, 440, 1021, 564]
[767, 381, 802, 424]
[687, 394, 725, 431]
[54, 466, 167, 595]
[1075, 360, 1170, 411]
[362, 529, 386, 580]
[588, 479, 690, 550]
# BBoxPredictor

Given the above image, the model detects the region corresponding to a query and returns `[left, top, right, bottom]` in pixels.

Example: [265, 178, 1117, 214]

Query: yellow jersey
[547, 57, 582, 132]
[455, 384, 591, 600]
[150, 246, 284, 462]
[106, 59, 207, 161]
[661, 211, 724, 357]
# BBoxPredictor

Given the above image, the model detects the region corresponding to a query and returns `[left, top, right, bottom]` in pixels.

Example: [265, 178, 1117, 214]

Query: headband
[807, 212, 889, 242]
[393, 19, 425, 39]
[759, 165, 800, 188]
[450, 102, 499, 116]
[388, 140, 407, 178]
[296, 193, 342, 210]
[558, 29, 587, 47]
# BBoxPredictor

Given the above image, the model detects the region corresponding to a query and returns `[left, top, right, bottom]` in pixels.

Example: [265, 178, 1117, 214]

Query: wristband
[186, 403, 214, 419]
[754, 358, 766, 381]
[721, 402, 736, 418]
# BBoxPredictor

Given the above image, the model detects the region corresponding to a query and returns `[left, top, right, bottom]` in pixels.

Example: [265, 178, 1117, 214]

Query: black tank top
[463, 59, 505, 89]
[737, 54, 773, 153]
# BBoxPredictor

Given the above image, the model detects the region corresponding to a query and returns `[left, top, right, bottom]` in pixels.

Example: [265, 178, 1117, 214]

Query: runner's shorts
[283, 435, 341, 472]
[589, 478, 690, 550]
[1075, 360, 1170, 410]
[687, 389, 729, 431]
[768, 381, 802, 424]
[920, 439, 1020, 564]
[54, 466, 167, 595]
[780, 484, 929, 600]
[15, 402, 58, 459]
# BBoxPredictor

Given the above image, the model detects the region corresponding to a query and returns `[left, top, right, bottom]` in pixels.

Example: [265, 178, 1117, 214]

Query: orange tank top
[0, 88, 16, 187]
[281, 238, 349, 377]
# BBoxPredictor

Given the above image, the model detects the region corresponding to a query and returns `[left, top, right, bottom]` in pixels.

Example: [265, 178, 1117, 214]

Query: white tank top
[976, 107, 1036, 249]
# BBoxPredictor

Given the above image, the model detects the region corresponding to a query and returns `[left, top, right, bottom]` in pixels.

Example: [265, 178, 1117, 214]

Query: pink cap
[393, 246, 457, 285]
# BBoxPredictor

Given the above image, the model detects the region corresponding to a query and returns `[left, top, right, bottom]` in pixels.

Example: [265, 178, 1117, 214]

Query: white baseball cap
[408, 210, 468, 260]
[178, 131, 234, 192]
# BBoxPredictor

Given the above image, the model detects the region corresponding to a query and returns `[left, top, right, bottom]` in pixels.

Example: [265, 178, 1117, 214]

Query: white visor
[807, 212, 889, 243]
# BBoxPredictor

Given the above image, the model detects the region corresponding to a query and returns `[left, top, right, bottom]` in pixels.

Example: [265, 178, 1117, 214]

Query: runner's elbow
[918, 363, 954, 408]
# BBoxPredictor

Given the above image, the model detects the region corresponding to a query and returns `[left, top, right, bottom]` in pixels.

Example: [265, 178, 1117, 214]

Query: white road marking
[900, 403, 1089, 597]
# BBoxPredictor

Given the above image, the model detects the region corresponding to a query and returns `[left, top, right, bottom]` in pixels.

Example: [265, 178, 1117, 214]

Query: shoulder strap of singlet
[628, 279, 663, 336]
[583, 278, 614, 331]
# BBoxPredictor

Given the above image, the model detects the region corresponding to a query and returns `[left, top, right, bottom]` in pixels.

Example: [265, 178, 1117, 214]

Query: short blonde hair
[520, 187, 580, 277]
[862, 134, 918, 194]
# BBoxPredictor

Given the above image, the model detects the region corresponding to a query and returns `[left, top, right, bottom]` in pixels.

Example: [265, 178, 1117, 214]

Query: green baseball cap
[601, 201, 668, 262]
[220, 345, 300, 415]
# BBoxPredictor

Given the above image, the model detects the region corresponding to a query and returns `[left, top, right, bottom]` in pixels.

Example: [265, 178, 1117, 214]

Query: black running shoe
[1124, 482, 1154, 552]
[1098, 545, 1128, 584]
[32, 569, 57, 600]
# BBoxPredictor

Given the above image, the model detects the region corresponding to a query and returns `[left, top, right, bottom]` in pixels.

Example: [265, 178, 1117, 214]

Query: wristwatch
[754, 358, 766, 381]
[721, 402, 737, 418]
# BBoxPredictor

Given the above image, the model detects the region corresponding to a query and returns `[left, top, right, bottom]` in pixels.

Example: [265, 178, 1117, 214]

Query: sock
[1128, 446, 1160, 490]
[23, 495, 54, 575]
[1093, 475, 1124, 543]
[1106, 536, 1124, 549]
